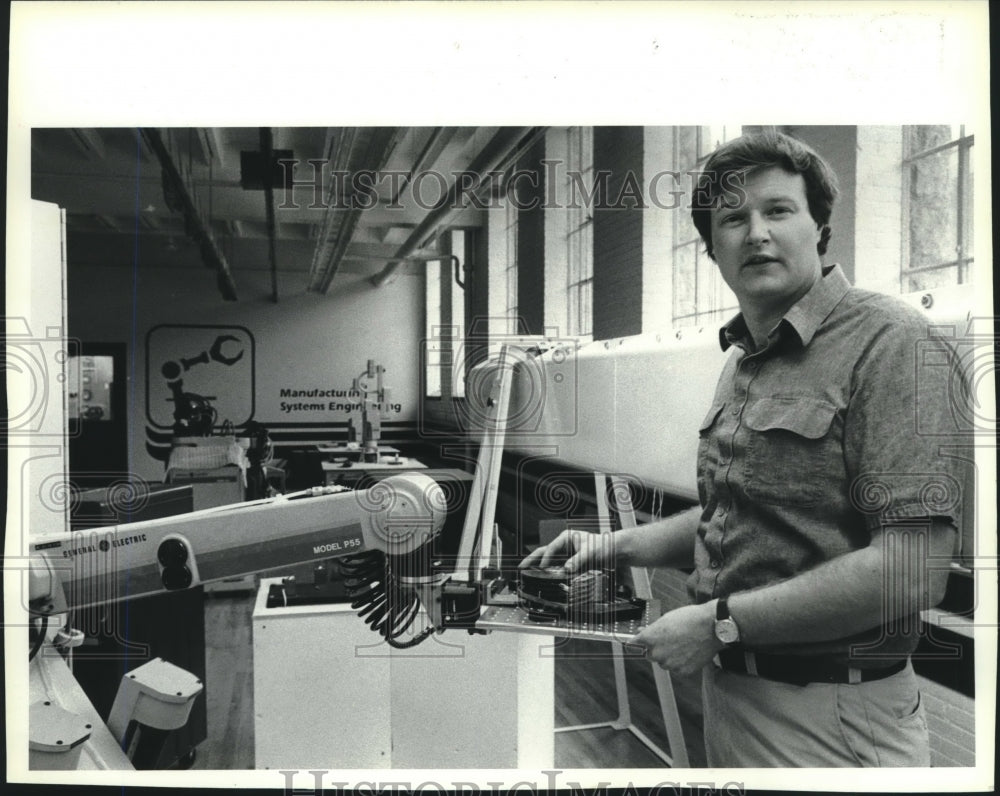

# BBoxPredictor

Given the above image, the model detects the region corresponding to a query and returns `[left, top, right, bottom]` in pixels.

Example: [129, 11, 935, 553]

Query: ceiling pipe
[341, 252, 465, 288]
[143, 128, 238, 301]
[305, 128, 355, 290]
[308, 127, 402, 294]
[369, 126, 543, 288]
[259, 127, 280, 303]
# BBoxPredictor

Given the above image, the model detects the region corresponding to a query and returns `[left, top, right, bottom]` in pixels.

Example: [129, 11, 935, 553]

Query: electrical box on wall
[67, 354, 114, 421]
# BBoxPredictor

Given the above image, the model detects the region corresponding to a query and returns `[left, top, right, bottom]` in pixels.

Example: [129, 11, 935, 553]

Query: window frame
[900, 125, 975, 294]
[670, 125, 741, 328]
[424, 257, 443, 399]
[565, 126, 595, 340]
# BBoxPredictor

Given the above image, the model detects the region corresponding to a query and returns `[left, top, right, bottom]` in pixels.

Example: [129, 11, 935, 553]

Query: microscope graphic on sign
[160, 334, 245, 437]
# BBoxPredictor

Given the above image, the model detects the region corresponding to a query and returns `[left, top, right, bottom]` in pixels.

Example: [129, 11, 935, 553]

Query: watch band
[714, 596, 741, 646]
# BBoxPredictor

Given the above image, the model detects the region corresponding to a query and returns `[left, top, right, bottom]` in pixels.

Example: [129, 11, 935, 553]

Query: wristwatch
[714, 597, 741, 646]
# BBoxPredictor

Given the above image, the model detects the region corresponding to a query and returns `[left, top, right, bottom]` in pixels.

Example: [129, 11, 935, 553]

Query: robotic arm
[28, 473, 451, 646]
[29, 344, 531, 653]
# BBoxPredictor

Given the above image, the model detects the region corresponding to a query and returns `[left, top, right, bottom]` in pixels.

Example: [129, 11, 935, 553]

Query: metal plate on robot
[476, 599, 661, 643]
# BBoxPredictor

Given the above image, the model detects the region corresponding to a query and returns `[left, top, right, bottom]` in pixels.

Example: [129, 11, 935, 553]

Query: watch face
[715, 618, 740, 644]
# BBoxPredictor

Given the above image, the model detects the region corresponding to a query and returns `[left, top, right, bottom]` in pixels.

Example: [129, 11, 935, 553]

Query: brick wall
[921, 675, 977, 766]
[854, 126, 905, 294]
[785, 125, 858, 283]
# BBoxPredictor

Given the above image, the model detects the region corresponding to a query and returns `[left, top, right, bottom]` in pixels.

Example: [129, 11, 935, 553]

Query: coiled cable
[338, 551, 432, 648]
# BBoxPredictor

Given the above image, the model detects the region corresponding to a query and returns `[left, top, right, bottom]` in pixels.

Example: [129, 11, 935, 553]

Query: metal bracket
[452, 344, 515, 583]
[554, 473, 690, 767]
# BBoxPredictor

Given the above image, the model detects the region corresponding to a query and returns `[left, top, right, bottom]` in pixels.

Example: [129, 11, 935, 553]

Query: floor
[554, 638, 707, 768]
[190, 593, 256, 770]
[191, 591, 706, 770]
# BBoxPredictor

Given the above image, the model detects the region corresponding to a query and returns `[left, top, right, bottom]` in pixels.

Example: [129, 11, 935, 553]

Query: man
[521, 131, 964, 767]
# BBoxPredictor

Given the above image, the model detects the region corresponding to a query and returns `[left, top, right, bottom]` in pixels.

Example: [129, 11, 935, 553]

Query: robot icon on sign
[160, 335, 246, 436]
[145, 325, 255, 439]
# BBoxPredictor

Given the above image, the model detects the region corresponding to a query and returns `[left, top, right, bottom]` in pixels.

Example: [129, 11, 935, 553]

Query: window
[902, 125, 974, 293]
[424, 258, 442, 398]
[565, 126, 594, 339]
[672, 126, 741, 327]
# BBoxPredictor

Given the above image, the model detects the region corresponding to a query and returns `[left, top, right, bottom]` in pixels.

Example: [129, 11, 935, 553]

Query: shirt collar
[719, 264, 851, 352]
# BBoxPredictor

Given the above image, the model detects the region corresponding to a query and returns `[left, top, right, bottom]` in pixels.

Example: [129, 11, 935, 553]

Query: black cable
[339, 551, 433, 649]
[28, 615, 49, 661]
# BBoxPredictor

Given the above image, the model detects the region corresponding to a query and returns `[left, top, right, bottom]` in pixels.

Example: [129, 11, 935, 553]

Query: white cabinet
[252, 578, 554, 769]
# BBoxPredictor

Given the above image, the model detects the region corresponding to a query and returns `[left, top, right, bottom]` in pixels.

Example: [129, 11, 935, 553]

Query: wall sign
[145, 324, 255, 430]
[275, 386, 402, 417]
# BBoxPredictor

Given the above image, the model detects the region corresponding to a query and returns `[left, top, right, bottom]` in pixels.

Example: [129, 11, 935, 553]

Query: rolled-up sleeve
[843, 310, 968, 539]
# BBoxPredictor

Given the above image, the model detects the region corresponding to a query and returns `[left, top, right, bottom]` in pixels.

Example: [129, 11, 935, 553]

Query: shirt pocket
[743, 396, 839, 507]
[696, 402, 726, 500]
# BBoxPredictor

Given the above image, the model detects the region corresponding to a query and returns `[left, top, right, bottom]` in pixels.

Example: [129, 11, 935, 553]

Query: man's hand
[629, 601, 724, 676]
[518, 529, 619, 575]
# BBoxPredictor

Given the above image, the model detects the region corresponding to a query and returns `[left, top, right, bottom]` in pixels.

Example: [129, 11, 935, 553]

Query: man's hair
[690, 130, 839, 260]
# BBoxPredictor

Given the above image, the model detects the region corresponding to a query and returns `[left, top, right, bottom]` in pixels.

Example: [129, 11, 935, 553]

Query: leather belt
[716, 649, 908, 685]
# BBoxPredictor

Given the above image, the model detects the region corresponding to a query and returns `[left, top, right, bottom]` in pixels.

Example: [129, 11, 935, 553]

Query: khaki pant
[702, 660, 930, 767]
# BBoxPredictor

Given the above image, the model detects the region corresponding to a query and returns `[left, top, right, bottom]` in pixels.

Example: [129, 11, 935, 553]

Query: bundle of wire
[338, 550, 433, 648]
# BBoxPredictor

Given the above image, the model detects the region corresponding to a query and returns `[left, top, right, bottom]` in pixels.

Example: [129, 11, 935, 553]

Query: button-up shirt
[689, 264, 966, 663]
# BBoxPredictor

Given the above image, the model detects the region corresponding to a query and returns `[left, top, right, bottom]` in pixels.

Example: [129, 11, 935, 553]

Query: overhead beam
[142, 128, 238, 302]
[260, 127, 280, 303]
[194, 128, 226, 168]
[370, 222, 419, 244]
[68, 128, 107, 160]
[387, 126, 460, 207]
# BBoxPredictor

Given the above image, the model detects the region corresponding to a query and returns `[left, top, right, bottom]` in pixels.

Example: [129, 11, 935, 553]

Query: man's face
[710, 166, 824, 315]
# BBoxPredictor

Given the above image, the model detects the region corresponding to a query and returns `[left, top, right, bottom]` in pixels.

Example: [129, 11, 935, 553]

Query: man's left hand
[628, 601, 723, 676]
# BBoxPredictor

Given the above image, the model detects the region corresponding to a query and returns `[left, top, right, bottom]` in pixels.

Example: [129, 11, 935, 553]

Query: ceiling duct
[143, 128, 238, 302]
[307, 127, 403, 294]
